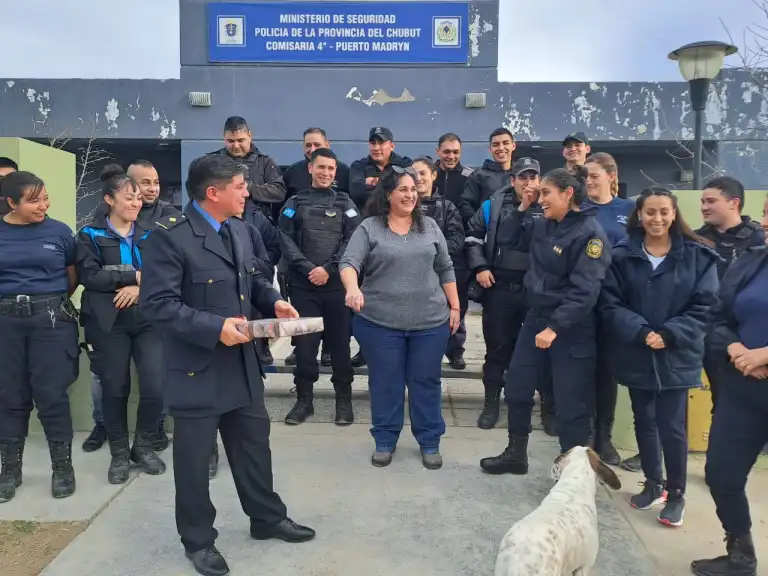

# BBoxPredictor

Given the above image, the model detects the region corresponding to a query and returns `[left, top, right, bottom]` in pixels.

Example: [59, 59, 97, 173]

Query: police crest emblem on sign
[433, 17, 461, 48]
[218, 16, 245, 46]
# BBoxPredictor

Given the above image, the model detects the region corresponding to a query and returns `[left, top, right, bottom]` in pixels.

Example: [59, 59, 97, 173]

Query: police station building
[0, 0, 766, 221]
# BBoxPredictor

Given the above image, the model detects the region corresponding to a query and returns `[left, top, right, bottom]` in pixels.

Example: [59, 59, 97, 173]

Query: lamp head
[668, 41, 738, 82]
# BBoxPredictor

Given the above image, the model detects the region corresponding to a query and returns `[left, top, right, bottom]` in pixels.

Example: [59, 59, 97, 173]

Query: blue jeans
[91, 371, 104, 426]
[353, 315, 450, 453]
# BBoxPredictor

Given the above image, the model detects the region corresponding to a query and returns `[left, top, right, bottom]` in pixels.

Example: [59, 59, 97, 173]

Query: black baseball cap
[562, 131, 589, 146]
[369, 127, 394, 142]
[512, 157, 540, 176]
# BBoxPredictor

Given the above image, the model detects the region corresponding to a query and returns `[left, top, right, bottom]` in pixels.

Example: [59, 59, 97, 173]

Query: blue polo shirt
[583, 196, 636, 246]
[0, 216, 76, 295]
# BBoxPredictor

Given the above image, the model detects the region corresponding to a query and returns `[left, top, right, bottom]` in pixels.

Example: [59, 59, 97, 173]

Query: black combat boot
[131, 432, 167, 476]
[209, 443, 219, 479]
[107, 436, 132, 485]
[334, 385, 354, 426]
[351, 351, 367, 368]
[285, 349, 297, 366]
[151, 417, 170, 452]
[480, 435, 529, 475]
[691, 532, 758, 576]
[81, 422, 106, 452]
[320, 346, 332, 367]
[0, 439, 24, 503]
[477, 386, 501, 429]
[539, 396, 559, 437]
[285, 383, 314, 425]
[594, 418, 621, 466]
[48, 440, 76, 499]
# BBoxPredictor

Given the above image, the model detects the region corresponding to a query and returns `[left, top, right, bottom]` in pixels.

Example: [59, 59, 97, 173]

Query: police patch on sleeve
[345, 208, 358, 218]
[586, 238, 604, 259]
[282, 207, 296, 218]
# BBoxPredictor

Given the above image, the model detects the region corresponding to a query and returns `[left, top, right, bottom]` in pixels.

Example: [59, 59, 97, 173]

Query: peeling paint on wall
[468, 8, 493, 58]
[26, 88, 36, 103]
[571, 92, 598, 127]
[501, 96, 539, 140]
[346, 87, 415, 106]
[5, 81, 14, 88]
[105, 98, 120, 130]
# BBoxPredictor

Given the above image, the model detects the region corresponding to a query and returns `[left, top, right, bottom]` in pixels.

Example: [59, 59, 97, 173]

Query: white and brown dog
[494, 446, 622, 576]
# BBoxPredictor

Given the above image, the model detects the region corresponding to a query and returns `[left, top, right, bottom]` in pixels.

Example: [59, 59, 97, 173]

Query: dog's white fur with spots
[494, 446, 622, 576]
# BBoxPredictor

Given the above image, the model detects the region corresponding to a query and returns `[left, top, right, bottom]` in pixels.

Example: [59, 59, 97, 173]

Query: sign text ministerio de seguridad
[207, 2, 470, 64]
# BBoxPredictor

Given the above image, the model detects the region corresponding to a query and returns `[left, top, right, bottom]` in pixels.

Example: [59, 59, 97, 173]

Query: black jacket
[418, 192, 466, 269]
[435, 163, 474, 210]
[458, 159, 514, 224]
[710, 245, 768, 354]
[75, 214, 152, 333]
[209, 147, 286, 221]
[505, 205, 611, 334]
[465, 186, 543, 282]
[139, 206, 280, 417]
[277, 187, 361, 290]
[696, 217, 764, 280]
[349, 152, 412, 209]
[94, 199, 179, 226]
[599, 231, 720, 391]
[241, 199, 281, 268]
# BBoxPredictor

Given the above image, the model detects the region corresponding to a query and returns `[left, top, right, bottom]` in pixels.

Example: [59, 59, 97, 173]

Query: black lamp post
[668, 41, 738, 190]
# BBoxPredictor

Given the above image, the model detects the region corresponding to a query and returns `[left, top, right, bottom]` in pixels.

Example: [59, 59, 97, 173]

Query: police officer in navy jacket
[0, 171, 80, 503]
[480, 166, 611, 475]
[76, 164, 166, 485]
[692, 244, 768, 576]
[600, 186, 719, 528]
[139, 154, 314, 576]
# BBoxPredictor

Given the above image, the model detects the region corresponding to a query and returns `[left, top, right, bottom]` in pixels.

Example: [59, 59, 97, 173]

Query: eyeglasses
[391, 165, 417, 178]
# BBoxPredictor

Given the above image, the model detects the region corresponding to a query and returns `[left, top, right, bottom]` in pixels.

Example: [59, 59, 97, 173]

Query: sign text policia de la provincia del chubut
[207, 2, 470, 64]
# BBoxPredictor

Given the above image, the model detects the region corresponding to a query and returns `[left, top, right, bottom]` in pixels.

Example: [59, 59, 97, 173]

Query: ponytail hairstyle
[541, 165, 588, 207]
[100, 163, 138, 200]
[627, 185, 713, 246]
[0, 171, 46, 205]
[585, 152, 619, 197]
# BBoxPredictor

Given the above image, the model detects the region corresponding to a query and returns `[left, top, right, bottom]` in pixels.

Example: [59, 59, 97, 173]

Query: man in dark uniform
[277, 148, 360, 426]
[434, 133, 474, 209]
[209, 116, 286, 223]
[129, 159, 180, 223]
[280, 127, 350, 367]
[458, 128, 516, 224]
[698, 175, 765, 411]
[349, 126, 412, 211]
[562, 131, 591, 172]
[465, 158, 547, 431]
[140, 154, 314, 576]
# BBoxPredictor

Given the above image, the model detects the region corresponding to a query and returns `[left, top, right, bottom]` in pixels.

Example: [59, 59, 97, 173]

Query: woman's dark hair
[627, 186, 712, 246]
[100, 163, 138, 199]
[412, 156, 437, 171]
[0, 171, 46, 204]
[541, 165, 588, 206]
[363, 167, 425, 232]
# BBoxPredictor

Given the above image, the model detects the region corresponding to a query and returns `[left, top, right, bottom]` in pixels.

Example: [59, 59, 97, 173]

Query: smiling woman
[0, 171, 81, 504]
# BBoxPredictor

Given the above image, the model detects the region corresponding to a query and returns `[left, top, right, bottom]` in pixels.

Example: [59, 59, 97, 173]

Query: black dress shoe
[185, 546, 230, 576]
[251, 518, 316, 543]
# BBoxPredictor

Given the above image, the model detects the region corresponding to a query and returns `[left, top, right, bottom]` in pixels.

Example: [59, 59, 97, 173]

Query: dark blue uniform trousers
[446, 269, 470, 358]
[0, 309, 79, 441]
[705, 365, 768, 537]
[506, 311, 595, 452]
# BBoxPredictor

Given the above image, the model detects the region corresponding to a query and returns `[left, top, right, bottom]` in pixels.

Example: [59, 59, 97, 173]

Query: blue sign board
[207, 2, 470, 64]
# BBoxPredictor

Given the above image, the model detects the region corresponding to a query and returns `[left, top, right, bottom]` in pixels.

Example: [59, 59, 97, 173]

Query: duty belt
[0, 294, 67, 317]
[493, 280, 524, 293]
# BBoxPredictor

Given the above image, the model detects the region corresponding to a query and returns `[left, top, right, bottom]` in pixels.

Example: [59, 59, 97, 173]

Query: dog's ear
[553, 451, 568, 466]
[586, 448, 621, 490]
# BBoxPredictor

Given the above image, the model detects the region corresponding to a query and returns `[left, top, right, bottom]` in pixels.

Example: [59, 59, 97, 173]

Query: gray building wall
[1, 0, 766, 210]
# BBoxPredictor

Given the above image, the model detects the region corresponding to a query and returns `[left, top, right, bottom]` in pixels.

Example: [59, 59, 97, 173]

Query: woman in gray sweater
[340, 167, 460, 470]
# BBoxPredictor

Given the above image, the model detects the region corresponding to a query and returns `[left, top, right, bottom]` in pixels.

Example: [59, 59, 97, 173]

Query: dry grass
[0, 520, 86, 576]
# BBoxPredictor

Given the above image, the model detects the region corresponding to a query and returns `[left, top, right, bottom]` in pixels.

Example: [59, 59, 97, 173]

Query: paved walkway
[3, 312, 767, 575]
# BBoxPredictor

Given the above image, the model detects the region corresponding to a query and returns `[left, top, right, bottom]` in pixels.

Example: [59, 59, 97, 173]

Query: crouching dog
[494, 447, 621, 576]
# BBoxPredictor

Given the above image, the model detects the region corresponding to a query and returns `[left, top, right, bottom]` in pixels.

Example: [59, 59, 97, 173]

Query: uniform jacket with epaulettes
[435, 162, 474, 212]
[695, 217, 764, 280]
[498, 204, 611, 334]
[277, 187, 361, 291]
[418, 190, 466, 270]
[139, 206, 281, 417]
[464, 186, 543, 282]
[75, 213, 152, 333]
[457, 159, 514, 224]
